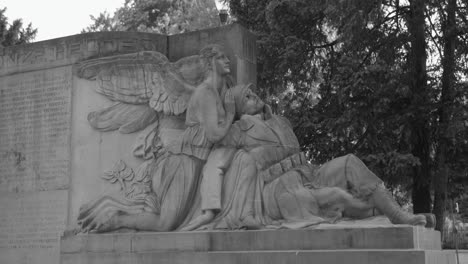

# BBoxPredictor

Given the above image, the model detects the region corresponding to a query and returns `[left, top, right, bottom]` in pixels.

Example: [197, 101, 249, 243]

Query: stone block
[0, 190, 68, 264]
[131, 232, 211, 252]
[61, 227, 454, 264]
[2, 28, 250, 264]
[61, 226, 441, 253]
[61, 249, 456, 264]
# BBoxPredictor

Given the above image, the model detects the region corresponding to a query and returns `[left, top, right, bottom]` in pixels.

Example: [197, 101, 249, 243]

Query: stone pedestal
[60, 226, 455, 264]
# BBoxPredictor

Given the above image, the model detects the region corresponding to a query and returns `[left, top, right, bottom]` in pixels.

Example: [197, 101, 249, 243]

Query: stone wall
[0, 31, 167, 264]
[0, 25, 256, 264]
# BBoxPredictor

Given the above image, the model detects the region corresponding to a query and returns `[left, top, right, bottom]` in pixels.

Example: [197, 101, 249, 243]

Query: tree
[427, 0, 468, 232]
[0, 7, 37, 47]
[83, 0, 220, 35]
[406, 0, 432, 214]
[432, 0, 456, 233]
[229, 0, 424, 187]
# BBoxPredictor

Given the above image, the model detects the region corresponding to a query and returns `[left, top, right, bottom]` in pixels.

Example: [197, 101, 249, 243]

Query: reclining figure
[182, 84, 432, 230]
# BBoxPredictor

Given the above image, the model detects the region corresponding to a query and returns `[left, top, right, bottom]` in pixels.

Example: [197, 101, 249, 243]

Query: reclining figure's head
[231, 83, 265, 119]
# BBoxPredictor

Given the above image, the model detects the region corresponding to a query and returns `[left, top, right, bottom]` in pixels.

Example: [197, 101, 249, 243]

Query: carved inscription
[0, 67, 72, 192]
[0, 35, 168, 73]
[0, 190, 67, 250]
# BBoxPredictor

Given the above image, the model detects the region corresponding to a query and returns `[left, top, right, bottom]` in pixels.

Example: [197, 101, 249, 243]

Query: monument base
[60, 226, 455, 264]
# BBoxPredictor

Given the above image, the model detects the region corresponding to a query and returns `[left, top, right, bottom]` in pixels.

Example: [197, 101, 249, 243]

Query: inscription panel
[0, 190, 67, 264]
[0, 67, 72, 192]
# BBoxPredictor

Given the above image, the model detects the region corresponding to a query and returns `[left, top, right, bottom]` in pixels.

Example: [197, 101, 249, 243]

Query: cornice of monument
[0, 23, 255, 76]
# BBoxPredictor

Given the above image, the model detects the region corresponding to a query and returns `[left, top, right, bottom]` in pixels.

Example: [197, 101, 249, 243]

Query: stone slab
[0, 66, 72, 192]
[451, 250, 468, 264]
[0, 26, 257, 264]
[67, 25, 258, 227]
[0, 32, 168, 76]
[61, 249, 456, 264]
[0, 190, 68, 264]
[61, 226, 441, 254]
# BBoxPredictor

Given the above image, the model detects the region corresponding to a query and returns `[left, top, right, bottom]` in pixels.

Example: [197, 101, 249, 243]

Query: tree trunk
[433, 0, 456, 233]
[407, 0, 432, 213]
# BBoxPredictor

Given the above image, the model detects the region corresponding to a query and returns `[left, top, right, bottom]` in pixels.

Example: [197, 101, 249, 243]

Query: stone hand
[263, 104, 273, 119]
[80, 209, 119, 233]
[224, 89, 235, 115]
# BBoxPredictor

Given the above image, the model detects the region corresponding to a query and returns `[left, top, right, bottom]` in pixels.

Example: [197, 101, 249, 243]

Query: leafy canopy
[83, 0, 220, 35]
[0, 7, 37, 47]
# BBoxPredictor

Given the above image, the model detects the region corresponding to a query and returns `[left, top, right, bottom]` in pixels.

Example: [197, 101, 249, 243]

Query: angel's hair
[199, 44, 224, 70]
[199, 44, 234, 87]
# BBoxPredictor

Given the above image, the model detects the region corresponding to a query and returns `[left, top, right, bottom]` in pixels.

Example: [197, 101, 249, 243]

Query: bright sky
[1, 0, 125, 41]
[1, 0, 226, 42]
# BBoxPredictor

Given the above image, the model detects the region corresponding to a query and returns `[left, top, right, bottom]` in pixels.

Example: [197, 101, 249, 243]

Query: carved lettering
[0, 191, 67, 250]
[0, 35, 168, 73]
[0, 67, 72, 192]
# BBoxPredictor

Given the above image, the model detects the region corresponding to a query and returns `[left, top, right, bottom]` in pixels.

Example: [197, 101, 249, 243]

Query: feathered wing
[77, 51, 206, 134]
[76, 52, 208, 231]
[87, 102, 159, 134]
[149, 54, 205, 115]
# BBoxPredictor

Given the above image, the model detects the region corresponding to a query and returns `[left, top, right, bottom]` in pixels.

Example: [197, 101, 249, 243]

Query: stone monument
[0, 24, 255, 264]
[0, 23, 455, 264]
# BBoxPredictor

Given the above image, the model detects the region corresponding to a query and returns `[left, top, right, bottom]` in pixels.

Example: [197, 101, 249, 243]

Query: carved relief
[75, 45, 433, 233]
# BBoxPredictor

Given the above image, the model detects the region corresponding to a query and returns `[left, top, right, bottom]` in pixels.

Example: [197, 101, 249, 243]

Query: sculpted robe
[180, 113, 383, 230]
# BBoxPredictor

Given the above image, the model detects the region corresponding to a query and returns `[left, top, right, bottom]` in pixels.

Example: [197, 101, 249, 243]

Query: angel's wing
[77, 51, 166, 104]
[77, 51, 206, 133]
[87, 102, 159, 134]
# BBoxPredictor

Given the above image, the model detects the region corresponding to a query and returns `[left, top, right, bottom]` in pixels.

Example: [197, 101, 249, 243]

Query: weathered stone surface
[0, 27, 258, 264]
[0, 66, 72, 192]
[60, 227, 454, 264]
[0, 190, 67, 264]
[61, 250, 456, 264]
[453, 250, 468, 264]
[61, 226, 440, 253]
[0, 32, 170, 264]
[73, 75, 431, 233]
[0, 32, 167, 76]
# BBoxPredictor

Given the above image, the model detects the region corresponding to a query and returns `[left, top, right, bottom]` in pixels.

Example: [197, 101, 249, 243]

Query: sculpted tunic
[155, 85, 227, 230]
[190, 114, 383, 229]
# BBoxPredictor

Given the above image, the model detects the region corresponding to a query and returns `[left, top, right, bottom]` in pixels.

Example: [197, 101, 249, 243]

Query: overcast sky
[1, 0, 225, 42]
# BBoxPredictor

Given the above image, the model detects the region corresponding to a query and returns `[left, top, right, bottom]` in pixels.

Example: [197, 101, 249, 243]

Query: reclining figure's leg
[311, 187, 373, 219]
[314, 154, 429, 226]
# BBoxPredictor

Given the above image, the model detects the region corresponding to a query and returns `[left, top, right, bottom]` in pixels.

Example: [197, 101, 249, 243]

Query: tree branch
[425, 9, 444, 60]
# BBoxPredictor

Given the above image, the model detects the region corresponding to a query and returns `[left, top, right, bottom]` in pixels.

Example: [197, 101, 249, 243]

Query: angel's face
[212, 48, 231, 75]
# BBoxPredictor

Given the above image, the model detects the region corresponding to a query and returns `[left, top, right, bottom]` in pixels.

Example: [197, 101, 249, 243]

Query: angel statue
[76, 44, 237, 232]
[78, 78, 434, 233]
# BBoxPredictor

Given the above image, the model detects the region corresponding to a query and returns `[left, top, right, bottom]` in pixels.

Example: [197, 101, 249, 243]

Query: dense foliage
[0, 7, 37, 46]
[83, 0, 219, 34]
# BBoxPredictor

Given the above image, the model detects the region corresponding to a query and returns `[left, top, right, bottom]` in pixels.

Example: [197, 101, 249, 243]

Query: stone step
[61, 249, 456, 264]
[61, 226, 440, 254]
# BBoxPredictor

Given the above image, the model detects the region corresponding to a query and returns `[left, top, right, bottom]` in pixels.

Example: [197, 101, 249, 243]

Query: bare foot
[180, 210, 215, 231]
[421, 213, 436, 229]
[408, 214, 427, 227]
